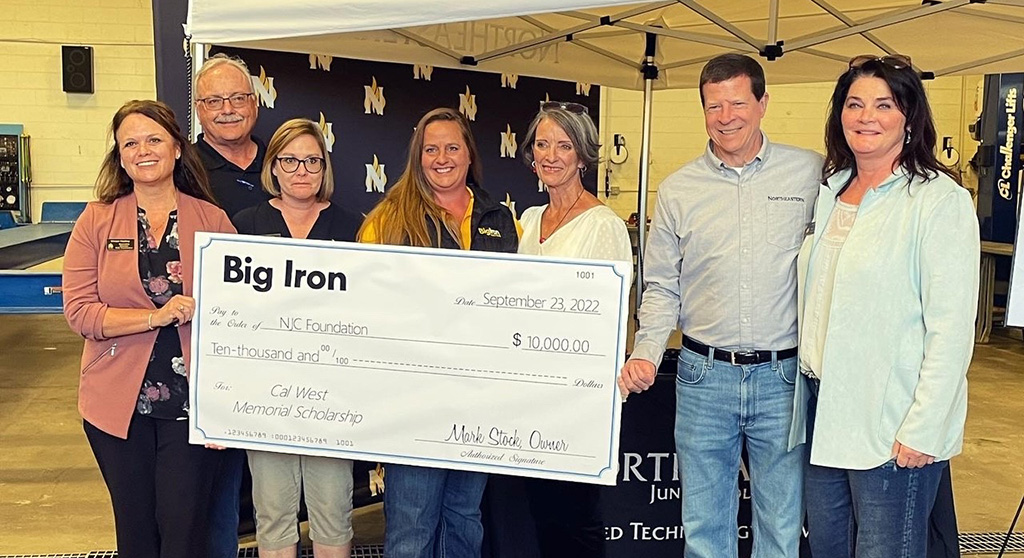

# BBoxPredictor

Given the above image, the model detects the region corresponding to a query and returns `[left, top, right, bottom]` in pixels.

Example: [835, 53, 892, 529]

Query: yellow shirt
[359, 189, 476, 250]
[359, 188, 521, 249]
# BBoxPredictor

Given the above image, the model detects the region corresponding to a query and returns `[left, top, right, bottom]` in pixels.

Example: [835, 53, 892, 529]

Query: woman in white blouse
[515, 101, 632, 558]
[518, 102, 632, 263]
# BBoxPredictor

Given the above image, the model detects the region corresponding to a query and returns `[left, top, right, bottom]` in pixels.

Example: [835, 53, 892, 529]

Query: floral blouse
[135, 207, 188, 419]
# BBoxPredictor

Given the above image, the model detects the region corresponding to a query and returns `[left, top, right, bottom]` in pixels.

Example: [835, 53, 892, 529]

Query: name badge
[106, 239, 135, 251]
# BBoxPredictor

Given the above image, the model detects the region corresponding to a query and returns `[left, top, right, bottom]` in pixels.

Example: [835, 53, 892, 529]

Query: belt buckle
[730, 351, 757, 366]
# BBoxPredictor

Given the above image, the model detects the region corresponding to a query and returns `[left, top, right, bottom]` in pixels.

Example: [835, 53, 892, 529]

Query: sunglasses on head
[848, 54, 912, 70]
[540, 101, 589, 115]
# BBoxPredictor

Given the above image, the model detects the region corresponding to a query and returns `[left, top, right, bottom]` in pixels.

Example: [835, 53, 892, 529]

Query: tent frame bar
[472, 2, 673, 64]
[786, 0, 968, 51]
[959, 5, 1024, 25]
[519, 15, 639, 68]
[675, 0, 762, 50]
[189, 42, 207, 142]
[392, 29, 463, 62]
[616, 20, 751, 51]
[474, 20, 604, 63]
[634, 33, 658, 316]
[807, 0, 901, 57]
[767, 0, 780, 45]
[935, 46, 1024, 76]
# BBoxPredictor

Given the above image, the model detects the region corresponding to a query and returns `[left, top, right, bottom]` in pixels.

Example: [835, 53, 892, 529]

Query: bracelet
[147, 311, 155, 330]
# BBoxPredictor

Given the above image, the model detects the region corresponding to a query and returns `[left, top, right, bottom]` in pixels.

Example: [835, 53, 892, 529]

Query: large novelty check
[189, 232, 630, 485]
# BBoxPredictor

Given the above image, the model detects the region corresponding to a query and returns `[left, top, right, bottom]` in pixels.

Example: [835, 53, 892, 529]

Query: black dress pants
[84, 414, 218, 558]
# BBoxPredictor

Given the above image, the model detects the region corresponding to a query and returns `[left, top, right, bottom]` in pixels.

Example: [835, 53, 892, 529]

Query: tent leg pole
[634, 36, 658, 321]
[189, 42, 207, 142]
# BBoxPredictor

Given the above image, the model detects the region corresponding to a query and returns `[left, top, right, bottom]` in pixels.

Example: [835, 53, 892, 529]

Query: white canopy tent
[186, 0, 1024, 88]
[185, 0, 1024, 295]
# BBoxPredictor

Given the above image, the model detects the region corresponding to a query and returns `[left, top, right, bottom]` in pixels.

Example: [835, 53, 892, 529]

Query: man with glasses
[194, 54, 271, 219]
[193, 53, 270, 558]
[619, 54, 822, 557]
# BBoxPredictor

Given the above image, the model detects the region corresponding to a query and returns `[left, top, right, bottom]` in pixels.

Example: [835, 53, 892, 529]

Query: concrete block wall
[0, 0, 155, 222]
[598, 75, 983, 220]
[2, 2, 983, 224]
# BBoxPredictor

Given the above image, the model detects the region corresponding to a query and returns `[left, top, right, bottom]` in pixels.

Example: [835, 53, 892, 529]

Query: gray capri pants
[248, 450, 354, 550]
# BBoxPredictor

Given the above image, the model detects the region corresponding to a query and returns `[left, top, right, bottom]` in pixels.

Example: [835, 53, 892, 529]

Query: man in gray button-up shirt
[619, 54, 822, 558]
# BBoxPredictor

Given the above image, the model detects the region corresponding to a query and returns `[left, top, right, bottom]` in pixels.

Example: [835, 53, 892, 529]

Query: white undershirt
[800, 200, 859, 379]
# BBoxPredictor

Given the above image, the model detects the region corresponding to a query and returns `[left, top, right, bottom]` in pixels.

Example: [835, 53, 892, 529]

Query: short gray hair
[521, 105, 601, 170]
[195, 54, 254, 96]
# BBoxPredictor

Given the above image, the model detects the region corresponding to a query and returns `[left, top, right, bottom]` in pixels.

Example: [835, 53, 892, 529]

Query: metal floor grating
[240, 546, 384, 557]
[1, 537, 1020, 557]
[961, 531, 1024, 554]
[0, 546, 386, 558]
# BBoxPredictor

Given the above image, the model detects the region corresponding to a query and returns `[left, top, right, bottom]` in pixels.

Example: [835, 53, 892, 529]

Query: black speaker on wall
[61, 45, 94, 94]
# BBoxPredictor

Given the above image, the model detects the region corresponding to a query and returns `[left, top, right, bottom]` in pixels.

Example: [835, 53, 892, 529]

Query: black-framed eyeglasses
[275, 156, 324, 173]
[196, 93, 254, 110]
[848, 54, 912, 70]
[540, 101, 589, 115]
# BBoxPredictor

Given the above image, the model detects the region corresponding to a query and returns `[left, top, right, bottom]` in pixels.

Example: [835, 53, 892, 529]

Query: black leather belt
[682, 336, 797, 366]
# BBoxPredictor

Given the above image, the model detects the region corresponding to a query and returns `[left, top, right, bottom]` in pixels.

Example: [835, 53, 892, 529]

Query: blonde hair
[94, 100, 213, 204]
[359, 108, 481, 247]
[260, 119, 334, 202]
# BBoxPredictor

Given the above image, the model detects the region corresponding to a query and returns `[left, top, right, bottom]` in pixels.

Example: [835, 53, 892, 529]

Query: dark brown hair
[699, 54, 766, 106]
[823, 60, 955, 193]
[95, 100, 214, 204]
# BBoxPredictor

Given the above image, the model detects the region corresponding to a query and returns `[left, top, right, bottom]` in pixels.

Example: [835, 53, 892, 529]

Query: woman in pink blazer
[63, 99, 235, 558]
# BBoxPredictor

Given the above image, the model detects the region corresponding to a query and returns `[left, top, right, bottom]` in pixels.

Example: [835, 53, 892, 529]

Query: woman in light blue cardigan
[795, 55, 980, 558]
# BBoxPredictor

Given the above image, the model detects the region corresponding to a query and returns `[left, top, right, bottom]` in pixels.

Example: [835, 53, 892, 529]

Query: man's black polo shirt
[195, 133, 272, 219]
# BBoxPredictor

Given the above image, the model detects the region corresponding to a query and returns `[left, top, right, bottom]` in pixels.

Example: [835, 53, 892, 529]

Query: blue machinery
[0, 201, 86, 313]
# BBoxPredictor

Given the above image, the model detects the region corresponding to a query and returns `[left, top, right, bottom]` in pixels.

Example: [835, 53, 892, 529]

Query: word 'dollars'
[223, 255, 348, 293]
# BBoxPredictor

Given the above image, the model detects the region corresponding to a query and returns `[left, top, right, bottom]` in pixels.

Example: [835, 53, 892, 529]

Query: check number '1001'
[512, 333, 590, 354]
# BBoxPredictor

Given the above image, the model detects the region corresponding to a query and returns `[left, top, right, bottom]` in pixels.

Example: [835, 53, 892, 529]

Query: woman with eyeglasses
[797, 55, 979, 557]
[232, 118, 362, 558]
[516, 101, 631, 557]
[359, 107, 519, 558]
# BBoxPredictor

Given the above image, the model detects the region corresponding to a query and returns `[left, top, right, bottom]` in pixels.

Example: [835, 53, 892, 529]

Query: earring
[531, 161, 536, 169]
[904, 129, 911, 145]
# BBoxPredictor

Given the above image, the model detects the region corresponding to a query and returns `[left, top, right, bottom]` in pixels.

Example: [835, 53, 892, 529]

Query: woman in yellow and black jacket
[358, 107, 518, 558]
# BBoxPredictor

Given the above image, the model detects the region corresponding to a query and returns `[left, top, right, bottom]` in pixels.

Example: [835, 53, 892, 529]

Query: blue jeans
[805, 379, 945, 558]
[675, 347, 805, 558]
[384, 463, 487, 558]
[208, 448, 245, 558]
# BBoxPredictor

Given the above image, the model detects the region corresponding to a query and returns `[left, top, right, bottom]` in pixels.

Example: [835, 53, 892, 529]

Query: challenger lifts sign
[997, 80, 1021, 202]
